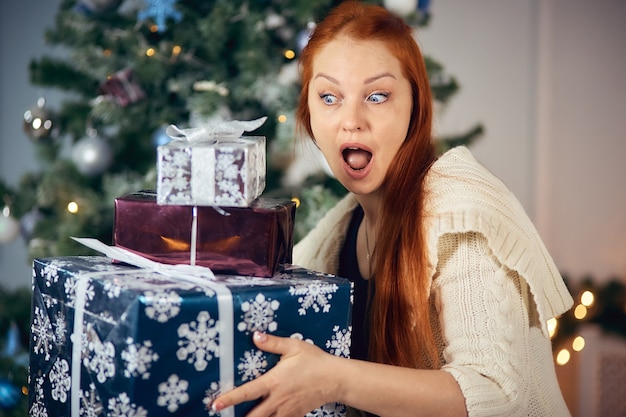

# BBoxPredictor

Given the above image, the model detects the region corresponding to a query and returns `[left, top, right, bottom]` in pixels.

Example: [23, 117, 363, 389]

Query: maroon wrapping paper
[113, 191, 295, 277]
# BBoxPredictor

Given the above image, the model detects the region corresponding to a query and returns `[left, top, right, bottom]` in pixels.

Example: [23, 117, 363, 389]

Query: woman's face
[307, 36, 413, 196]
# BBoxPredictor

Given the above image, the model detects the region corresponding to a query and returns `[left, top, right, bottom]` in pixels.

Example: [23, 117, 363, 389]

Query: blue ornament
[418, 0, 431, 14]
[138, 0, 182, 32]
[151, 125, 172, 147]
[0, 378, 21, 410]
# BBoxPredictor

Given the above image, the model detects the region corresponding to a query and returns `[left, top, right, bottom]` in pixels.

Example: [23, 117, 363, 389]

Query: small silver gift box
[157, 117, 267, 207]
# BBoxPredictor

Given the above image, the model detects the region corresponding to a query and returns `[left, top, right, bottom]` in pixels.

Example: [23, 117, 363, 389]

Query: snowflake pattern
[29, 376, 48, 417]
[325, 326, 352, 358]
[237, 349, 268, 382]
[107, 393, 148, 417]
[53, 310, 67, 346]
[202, 381, 222, 416]
[306, 402, 348, 417]
[83, 326, 116, 383]
[237, 293, 280, 334]
[49, 358, 71, 403]
[177, 311, 220, 371]
[31, 306, 55, 360]
[122, 338, 160, 379]
[64, 274, 95, 308]
[143, 289, 182, 322]
[80, 383, 104, 416]
[157, 374, 189, 412]
[289, 282, 339, 315]
[138, 0, 182, 32]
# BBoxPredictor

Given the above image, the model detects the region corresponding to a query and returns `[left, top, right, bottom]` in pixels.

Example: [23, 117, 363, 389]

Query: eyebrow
[313, 72, 397, 84]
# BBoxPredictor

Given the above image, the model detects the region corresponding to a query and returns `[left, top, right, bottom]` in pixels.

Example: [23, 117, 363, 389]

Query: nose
[341, 99, 364, 132]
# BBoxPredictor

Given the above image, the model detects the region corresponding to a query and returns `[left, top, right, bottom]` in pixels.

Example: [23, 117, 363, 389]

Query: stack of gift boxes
[28, 119, 353, 417]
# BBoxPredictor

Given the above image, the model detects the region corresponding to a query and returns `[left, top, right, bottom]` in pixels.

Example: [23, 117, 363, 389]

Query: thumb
[252, 331, 294, 355]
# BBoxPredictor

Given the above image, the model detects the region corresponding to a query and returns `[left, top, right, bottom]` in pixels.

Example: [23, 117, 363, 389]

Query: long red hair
[296, 0, 439, 369]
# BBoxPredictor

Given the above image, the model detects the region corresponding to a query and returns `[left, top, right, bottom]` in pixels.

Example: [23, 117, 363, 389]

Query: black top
[338, 205, 373, 362]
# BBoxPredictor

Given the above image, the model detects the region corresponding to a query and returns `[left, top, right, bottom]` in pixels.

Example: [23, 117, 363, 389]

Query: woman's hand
[210, 331, 341, 417]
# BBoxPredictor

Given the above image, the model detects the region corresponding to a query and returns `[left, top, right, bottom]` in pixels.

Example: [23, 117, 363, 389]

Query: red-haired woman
[213, 1, 573, 416]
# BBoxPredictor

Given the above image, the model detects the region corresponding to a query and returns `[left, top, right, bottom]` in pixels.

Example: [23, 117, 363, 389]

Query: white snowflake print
[237, 293, 280, 334]
[31, 306, 55, 360]
[203, 381, 221, 416]
[289, 282, 338, 315]
[49, 357, 71, 403]
[157, 374, 190, 412]
[103, 280, 122, 299]
[122, 338, 160, 379]
[325, 326, 351, 358]
[29, 376, 48, 417]
[143, 290, 182, 322]
[306, 402, 347, 417]
[83, 328, 116, 383]
[79, 383, 104, 417]
[107, 392, 148, 417]
[237, 349, 268, 382]
[53, 310, 67, 346]
[177, 311, 219, 371]
[65, 275, 95, 308]
[290, 333, 314, 344]
[40, 263, 59, 287]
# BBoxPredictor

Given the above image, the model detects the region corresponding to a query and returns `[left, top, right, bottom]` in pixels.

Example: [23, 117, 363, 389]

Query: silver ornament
[72, 129, 113, 176]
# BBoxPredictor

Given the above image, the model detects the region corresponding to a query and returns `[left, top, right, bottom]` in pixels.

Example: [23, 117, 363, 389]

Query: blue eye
[367, 93, 388, 103]
[320, 93, 338, 105]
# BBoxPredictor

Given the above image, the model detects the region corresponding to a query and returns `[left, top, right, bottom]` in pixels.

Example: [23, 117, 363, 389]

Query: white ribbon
[165, 116, 267, 144]
[70, 237, 235, 417]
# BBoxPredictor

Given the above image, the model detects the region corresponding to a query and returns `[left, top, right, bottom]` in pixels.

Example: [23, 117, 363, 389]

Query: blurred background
[0, 0, 625, 416]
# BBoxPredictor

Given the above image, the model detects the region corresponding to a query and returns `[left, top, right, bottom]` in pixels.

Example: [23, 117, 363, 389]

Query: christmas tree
[0, 2, 482, 414]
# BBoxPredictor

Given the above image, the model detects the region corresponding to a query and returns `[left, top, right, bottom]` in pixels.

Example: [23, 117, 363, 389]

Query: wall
[0, 0, 63, 290]
[1, 0, 625, 290]
[418, 0, 626, 284]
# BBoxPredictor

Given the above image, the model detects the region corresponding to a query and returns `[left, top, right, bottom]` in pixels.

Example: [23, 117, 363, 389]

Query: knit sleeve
[432, 231, 535, 416]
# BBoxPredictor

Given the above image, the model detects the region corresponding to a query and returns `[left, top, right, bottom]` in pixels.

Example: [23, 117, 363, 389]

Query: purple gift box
[113, 191, 295, 277]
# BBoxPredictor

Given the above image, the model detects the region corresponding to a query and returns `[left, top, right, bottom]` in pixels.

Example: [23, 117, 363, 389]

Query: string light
[574, 304, 587, 320]
[172, 45, 182, 58]
[67, 201, 79, 214]
[146, 48, 156, 57]
[284, 49, 295, 60]
[580, 290, 594, 307]
[556, 348, 570, 365]
[572, 336, 585, 352]
[277, 114, 287, 123]
[291, 197, 301, 208]
[150, 24, 159, 33]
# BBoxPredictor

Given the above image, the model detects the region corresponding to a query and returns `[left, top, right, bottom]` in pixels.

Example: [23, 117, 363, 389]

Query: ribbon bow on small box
[165, 116, 267, 144]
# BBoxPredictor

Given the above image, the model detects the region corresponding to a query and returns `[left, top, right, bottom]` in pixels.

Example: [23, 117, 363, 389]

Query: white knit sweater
[293, 146, 573, 416]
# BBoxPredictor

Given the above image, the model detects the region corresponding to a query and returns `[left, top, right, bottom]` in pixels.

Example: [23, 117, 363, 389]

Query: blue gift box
[28, 256, 352, 416]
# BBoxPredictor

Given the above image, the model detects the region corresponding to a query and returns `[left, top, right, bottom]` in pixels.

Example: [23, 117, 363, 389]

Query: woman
[212, 1, 573, 416]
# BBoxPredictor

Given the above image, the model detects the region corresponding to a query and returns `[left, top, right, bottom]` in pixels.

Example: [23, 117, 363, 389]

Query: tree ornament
[383, 0, 418, 16]
[138, 0, 182, 33]
[0, 203, 20, 244]
[98, 68, 145, 107]
[71, 129, 113, 177]
[19, 207, 44, 241]
[22, 97, 56, 142]
[0, 378, 21, 411]
[73, 0, 123, 16]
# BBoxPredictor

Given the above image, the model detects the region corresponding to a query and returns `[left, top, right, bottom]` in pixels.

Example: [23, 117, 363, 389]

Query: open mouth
[343, 147, 372, 171]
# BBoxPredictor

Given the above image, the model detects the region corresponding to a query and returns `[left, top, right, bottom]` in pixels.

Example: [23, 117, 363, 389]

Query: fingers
[210, 377, 265, 413]
[252, 331, 297, 355]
